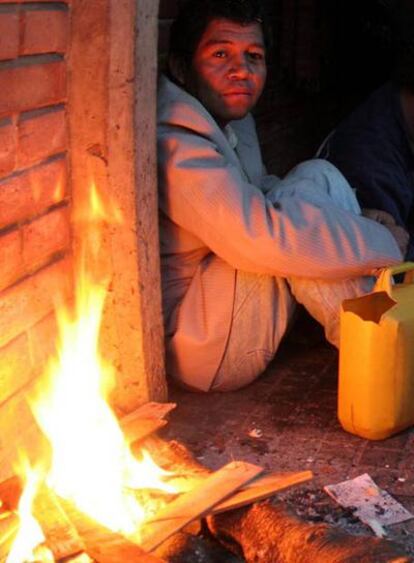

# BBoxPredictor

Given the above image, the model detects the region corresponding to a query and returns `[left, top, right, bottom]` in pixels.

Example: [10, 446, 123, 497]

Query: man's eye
[213, 50, 227, 58]
[248, 52, 264, 61]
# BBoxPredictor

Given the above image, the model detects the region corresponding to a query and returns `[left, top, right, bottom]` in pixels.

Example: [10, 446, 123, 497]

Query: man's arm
[158, 125, 402, 280]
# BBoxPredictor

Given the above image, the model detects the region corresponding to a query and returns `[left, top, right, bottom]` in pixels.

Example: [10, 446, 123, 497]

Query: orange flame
[6, 179, 176, 558]
[30, 270, 175, 536]
[6, 465, 53, 563]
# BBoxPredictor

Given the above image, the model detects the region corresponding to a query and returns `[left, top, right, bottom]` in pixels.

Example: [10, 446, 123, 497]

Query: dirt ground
[161, 314, 414, 559]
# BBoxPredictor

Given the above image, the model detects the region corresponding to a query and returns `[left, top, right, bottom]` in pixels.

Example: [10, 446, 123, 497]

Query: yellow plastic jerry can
[338, 263, 414, 440]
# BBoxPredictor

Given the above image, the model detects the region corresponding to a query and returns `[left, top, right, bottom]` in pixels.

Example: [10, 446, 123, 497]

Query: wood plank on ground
[59, 497, 164, 563]
[122, 403, 176, 421]
[212, 470, 313, 514]
[119, 402, 176, 445]
[123, 419, 168, 446]
[33, 484, 86, 560]
[137, 461, 263, 552]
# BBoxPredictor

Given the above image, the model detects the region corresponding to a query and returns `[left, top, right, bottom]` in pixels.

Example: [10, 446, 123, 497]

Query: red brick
[22, 206, 70, 271]
[0, 333, 32, 404]
[18, 107, 67, 166]
[0, 158, 68, 229]
[22, 10, 68, 56]
[0, 13, 19, 61]
[29, 157, 68, 210]
[0, 229, 22, 291]
[0, 256, 73, 348]
[0, 61, 66, 117]
[0, 394, 50, 483]
[27, 312, 58, 379]
[0, 120, 17, 176]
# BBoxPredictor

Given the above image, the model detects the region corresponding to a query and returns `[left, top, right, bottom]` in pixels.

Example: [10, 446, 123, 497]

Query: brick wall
[0, 0, 72, 405]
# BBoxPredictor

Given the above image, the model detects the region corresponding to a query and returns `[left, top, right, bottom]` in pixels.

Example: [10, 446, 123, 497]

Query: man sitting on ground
[157, 0, 404, 393]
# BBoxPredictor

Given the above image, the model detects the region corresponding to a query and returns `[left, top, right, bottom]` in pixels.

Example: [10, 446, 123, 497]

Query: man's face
[185, 18, 267, 127]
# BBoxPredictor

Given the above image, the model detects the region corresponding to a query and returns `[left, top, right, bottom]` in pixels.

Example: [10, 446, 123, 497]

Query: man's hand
[384, 224, 410, 257]
[362, 208, 409, 256]
[362, 208, 397, 226]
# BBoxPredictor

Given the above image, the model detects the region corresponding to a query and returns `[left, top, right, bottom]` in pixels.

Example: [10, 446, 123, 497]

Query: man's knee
[167, 347, 274, 393]
[288, 159, 360, 214]
[211, 348, 274, 392]
[292, 158, 337, 177]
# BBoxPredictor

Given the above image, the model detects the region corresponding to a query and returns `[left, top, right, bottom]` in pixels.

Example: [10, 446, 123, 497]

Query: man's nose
[227, 55, 250, 79]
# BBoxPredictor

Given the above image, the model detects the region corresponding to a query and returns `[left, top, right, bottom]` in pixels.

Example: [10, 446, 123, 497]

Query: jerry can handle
[374, 261, 414, 295]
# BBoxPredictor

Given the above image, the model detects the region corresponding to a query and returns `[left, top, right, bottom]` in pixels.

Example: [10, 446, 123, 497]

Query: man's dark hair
[168, 0, 271, 67]
[392, 0, 414, 91]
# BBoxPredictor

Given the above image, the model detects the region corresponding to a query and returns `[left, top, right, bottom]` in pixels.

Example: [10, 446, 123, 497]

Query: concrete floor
[161, 316, 414, 556]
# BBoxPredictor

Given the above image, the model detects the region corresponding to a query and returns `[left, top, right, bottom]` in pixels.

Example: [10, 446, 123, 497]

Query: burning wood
[120, 403, 176, 446]
[2, 429, 412, 562]
[32, 484, 85, 560]
[0, 399, 315, 562]
[0, 435, 313, 562]
[0, 180, 184, 562]
[3, 467, 53, 563]
[139, 460, 263, 552]
[55, 497, 164, 563]
[0, 511, 19, 561]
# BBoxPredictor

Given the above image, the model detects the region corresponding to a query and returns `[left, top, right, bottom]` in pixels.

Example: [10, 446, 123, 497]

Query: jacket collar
[158, 75, 261, 182]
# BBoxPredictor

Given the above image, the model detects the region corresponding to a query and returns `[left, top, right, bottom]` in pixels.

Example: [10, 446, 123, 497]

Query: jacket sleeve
[158, 125, 401, 279]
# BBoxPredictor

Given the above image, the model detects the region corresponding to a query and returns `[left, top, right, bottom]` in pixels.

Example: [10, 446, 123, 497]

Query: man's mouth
[223, 91, 253, 97]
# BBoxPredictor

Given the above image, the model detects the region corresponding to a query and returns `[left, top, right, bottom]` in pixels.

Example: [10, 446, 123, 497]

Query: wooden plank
[122, 419, 167, 446]
[119, 401, 177, 444]
[84, 534, 165, 563]
[138, 461, 263, 552]
[121, 402, 176, 422]
[58, 497, 164, 563]
[33, 484, 85, 560]
[212, 470, 313, 514]
[119, 402, 175, 445]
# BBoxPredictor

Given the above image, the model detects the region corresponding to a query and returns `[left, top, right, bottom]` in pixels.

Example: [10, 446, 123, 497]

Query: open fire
[2, 182, 178, 562]
[0, 183, 400, 563]
[0, 178, 300, 562]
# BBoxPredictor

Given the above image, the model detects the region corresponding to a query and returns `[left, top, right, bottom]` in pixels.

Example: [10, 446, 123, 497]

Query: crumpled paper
[324, 473, 413, 537]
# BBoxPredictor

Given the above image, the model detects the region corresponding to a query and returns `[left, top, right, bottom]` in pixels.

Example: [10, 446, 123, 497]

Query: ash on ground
[275, 486, 414, 557]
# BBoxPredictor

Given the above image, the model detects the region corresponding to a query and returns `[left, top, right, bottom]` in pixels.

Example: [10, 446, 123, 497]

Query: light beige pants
[212, 269, 372, 391]
[212, 271, 295, 391]
[212, 160, 372, 391]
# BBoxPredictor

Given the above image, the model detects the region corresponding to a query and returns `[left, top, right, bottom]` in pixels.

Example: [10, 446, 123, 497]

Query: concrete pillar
[69, 0, 167, 415]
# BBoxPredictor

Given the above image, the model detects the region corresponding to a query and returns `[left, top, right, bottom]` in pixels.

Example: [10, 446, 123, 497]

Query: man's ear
[168, 55, 187, 86]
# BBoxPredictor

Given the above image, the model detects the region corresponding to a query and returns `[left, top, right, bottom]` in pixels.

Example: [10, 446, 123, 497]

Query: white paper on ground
[324, 473, 413, 536]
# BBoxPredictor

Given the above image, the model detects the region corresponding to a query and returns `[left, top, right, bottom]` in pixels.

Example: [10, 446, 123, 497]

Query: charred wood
[153, 530, 243, 563]
[208, 502, 412, 563]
